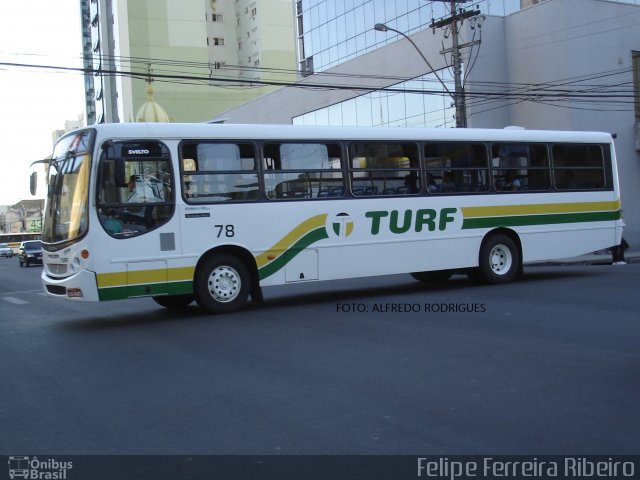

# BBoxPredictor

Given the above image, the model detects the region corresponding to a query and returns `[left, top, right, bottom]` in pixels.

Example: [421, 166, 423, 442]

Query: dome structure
[136, 83, 170, 123]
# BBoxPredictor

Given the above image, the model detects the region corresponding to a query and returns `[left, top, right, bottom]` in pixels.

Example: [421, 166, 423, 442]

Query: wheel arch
[195, 244, 262, 302]
[480, 227, 524, 277]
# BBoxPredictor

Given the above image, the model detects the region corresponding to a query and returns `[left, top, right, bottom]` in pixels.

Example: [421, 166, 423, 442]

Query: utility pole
[431, 1, 481, 128]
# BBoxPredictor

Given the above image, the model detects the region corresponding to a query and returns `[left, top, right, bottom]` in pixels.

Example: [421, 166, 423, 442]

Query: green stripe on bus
[258, 226, 329, 280]
[98, 280, 193, 301]
[462, 210, 621, 229]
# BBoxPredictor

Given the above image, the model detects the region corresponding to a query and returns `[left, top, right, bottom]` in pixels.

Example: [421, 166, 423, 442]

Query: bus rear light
[67, 288, 83, 298]
[80, 249, 90, 259]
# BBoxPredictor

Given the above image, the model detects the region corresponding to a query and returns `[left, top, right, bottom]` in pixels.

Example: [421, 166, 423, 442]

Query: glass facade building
[294, 71, 456, 128]
[294, 0, 522, 128]
[293, 0, 640, 128]
[296, 0, 522, 75]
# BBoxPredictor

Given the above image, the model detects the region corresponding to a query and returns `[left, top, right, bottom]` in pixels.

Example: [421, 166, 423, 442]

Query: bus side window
[425, 142, 489, 194]
[180, 142, 258, 203]
[492, 143, 550, 192]
[263, 142, 344, 200]
[348, 142, 420, 197]
[552, 144, 605, 191]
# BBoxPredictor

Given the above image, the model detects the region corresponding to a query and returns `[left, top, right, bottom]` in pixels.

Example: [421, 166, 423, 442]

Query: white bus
[35, 123, 623, 313]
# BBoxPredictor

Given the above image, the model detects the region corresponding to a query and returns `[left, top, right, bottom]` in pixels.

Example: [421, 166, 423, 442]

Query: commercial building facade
[213, 0, 640, 245]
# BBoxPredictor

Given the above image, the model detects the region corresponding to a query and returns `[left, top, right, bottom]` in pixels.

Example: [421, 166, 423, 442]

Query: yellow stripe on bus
[254, 214, 327, 268]
[97, 266, 195, 288]
[461, 199, 621, 219]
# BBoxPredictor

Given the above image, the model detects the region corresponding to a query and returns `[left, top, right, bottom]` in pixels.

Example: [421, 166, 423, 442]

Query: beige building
[0, 200, 44, 234]
[82, 0, 297, 124]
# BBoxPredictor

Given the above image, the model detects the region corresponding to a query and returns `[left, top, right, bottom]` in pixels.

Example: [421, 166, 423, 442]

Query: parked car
[18, 240, 43, 267]
[0, 243, 13, 258]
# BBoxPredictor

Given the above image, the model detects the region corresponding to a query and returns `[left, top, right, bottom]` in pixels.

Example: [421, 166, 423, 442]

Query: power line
[1, 60, 632, 107]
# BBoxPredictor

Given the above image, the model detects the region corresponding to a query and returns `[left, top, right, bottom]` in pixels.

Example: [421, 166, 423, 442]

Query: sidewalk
[528, 249, 640, 266]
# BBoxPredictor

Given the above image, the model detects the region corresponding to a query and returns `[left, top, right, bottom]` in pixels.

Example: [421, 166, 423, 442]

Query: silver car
[0, 243, 13, 258]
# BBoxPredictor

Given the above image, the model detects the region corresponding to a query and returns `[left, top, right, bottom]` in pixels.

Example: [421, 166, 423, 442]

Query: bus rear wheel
[152, 294, 194, 309]
[478, 234, 521, 284]
[195, 254, 250, 314]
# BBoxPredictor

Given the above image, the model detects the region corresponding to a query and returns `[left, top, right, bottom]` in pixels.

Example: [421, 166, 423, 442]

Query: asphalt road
[0, 258, 638, 455]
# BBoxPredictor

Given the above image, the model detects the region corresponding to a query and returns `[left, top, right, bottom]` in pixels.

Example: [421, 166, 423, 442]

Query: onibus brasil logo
[8, 456, 73, 479]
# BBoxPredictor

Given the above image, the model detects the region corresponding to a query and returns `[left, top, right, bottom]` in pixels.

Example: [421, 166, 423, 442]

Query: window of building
[208, 37, 225, 46]
[491, 143, 550, 192]
[211, 13, 224, 22]
[552, 144, 606, 190]
[180, 142, 258, 203]
[424, 143, 489, 194]
[293, 70, 455, 128]
[263, 143, 344, 199]
[348, 142, 420, 196]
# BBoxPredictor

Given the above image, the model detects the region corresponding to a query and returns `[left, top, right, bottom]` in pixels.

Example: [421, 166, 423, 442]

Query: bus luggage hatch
[285, 249, 318, 283]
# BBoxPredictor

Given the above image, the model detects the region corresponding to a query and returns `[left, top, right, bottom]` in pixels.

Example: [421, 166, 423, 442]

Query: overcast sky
[0, 1, 85, 205]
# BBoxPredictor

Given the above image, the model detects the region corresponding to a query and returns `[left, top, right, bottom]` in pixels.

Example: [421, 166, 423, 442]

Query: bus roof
[74, 122, 615, 145]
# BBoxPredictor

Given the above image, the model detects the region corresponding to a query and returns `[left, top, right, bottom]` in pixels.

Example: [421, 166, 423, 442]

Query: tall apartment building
[80, 0, 297, 124]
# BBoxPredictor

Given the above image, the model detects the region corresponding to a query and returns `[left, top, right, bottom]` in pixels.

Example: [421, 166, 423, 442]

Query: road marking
[0, 289, 43, 296]
[3, 296, 29, 305]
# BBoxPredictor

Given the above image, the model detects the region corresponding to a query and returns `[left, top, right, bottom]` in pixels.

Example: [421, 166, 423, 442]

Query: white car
[0, 243, 13, 258]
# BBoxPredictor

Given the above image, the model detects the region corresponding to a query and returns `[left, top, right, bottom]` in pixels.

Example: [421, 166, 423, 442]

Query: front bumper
[41, 269, 100, 301]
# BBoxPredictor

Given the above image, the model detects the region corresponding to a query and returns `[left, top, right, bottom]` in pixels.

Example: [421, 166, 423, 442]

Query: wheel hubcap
[489, 244, 512, 275]
[207, 266, 241, 303]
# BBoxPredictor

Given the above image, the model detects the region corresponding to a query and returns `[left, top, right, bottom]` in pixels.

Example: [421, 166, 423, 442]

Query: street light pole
[373, 23, 453, 99]
[374, 22, 460, 127]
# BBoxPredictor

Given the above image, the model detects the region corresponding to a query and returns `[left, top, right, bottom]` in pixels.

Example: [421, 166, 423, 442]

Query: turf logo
[330, 212, 354, 238]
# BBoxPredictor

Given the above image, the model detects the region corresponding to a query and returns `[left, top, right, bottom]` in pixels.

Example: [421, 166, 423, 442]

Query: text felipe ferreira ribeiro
[417, 457, 635, 479]
[336, 302, 486, 313]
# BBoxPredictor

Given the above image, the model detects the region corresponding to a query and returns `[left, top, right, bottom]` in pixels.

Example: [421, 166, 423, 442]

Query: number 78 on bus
[31, 123, 623, 313]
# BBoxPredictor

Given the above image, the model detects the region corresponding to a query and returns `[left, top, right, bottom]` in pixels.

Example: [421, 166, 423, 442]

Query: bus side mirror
[30, 172, 38, 196]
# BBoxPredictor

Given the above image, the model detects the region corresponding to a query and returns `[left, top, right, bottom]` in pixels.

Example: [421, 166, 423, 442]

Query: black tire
[194, 254, 250, 313]
[152, 294, 194, 309]
[478, 234, 521, 284]
[410, 269, 454, 283]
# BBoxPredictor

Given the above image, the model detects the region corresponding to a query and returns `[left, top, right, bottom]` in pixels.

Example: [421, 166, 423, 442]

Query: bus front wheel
[195, 254, 250, 314]
[478, 234, 521, 284]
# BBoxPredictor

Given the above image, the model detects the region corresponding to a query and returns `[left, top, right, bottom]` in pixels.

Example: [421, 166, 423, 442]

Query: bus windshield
[42, 129, 94, 244]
